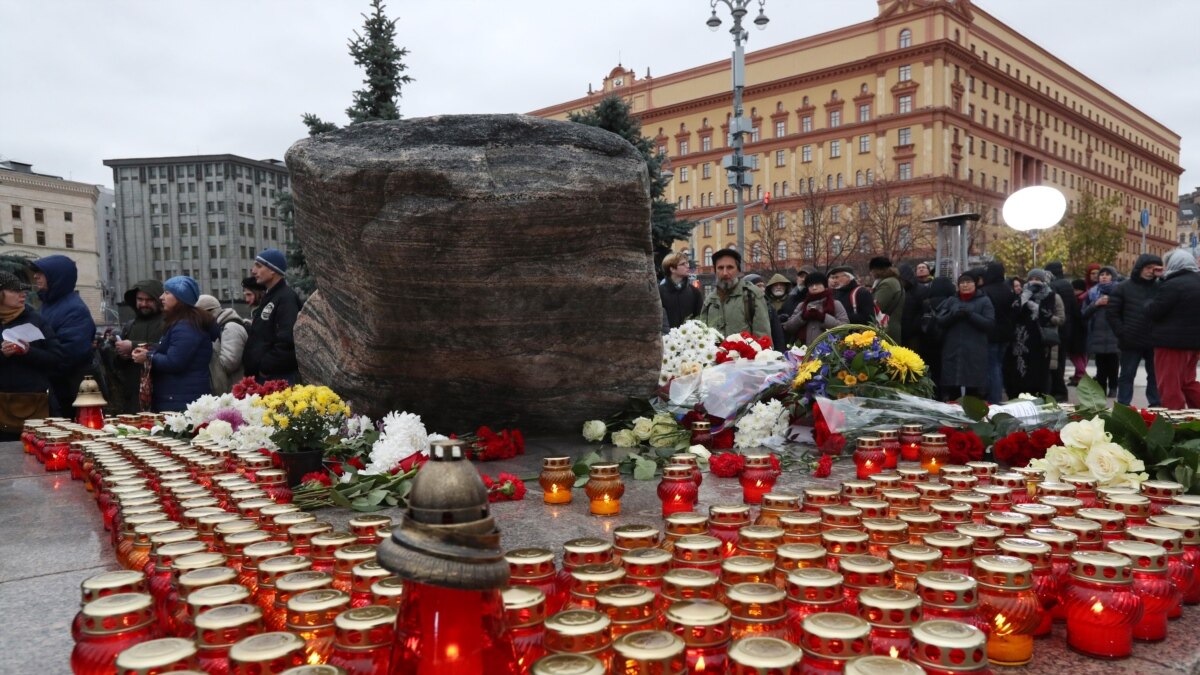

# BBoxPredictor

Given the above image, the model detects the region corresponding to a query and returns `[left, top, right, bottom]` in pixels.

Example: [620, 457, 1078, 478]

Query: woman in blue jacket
[132, 276, 215, 412]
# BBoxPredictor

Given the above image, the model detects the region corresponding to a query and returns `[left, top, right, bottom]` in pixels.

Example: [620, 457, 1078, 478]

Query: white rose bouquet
[1030, 417, 1147, 487]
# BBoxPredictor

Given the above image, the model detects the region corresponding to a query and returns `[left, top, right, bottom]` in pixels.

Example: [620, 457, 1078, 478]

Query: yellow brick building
[531, 0, 1181, 278]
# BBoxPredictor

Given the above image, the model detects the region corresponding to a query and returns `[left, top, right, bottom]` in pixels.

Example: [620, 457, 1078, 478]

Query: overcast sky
[3, 0, 1197, 194]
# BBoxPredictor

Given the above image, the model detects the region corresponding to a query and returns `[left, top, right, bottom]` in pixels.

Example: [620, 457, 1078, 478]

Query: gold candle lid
[728, 636, 801, 669]
[223, 530, 271, 551]
[613, 523, 661, 541]
[287, 588, 349, 613]
[822, 528, 870, 544]
[898, 512, 940, 528]
[1069, 550, 1133, 584]
[939, 465, 972, 478]
[857, 436, 883, 449]
[370, 576, 405, 598]
[1107, 493, 1151, 512]
[762, 492, 802, 508]
[779, 512, 821, 527]
[845, 655, 925, 675]
[131, 520, 180, 542]
[674, 534, 722, 553]
[588, 462, 620, 478]
[506, 547, 555, 565]
[725, 581, 786, 605]
[803, 487, 841, 501]
[888, 544, 942, 564]
[841, 480, 876, 494]
[276, 571, 333, 593]
[1147, 515, 1200, 545]
[81, 570, 145, 598]
[664, 599, 731, 635]
[710, 503, 754, 520]
[916, 571, 976, 601]
[801, 612, 871, 650]
[739, 524, 785, 541]
[595, 583, 655, 608]
[997, 537, 1051, 567]
[258, 555, 314, 584]
[213, 519, 259, 536]
[114, 637, 198, 670]
[563, 537, 612, 554]
[775, 542, 827, 562]
[81, 592, 153, 624]
[901, 423, 924, 434]
[1164, 505, 1200, 519]
[273, 512, 317, 529]
[174, 552, 228, 575]
[542, 456, 572, 469]
[787, 567, 844, 588]
[949, 492, 989, 508]
[259, 502, 300, 519]
[665, 512, 709, 529]
[178, 566, 238, 592]
[333, 543, 378, 564]
[154, 540, 207, 568]
[839, 554, 894, 576]
[612, 630, 685, 661]
[914, 482, 952, 497]
[279, 666, 347, 675]
[311, 530, 357, 550]
[971, 554, 1033, 589]
[289, 521, 334, 537]
[1012, 502, 1057, 518]
[1051, 516, 1102, 542]
[1127, 525, 1184, 553]
[662, 567, 719, 589]
[978, 514, 1025, 535]
[571, 562, 625, 585]
[1106, 540, 1169, 572]
[346, 513, 392, 528]
[1026, 526, 1078, 555]
[966, 461, 998, 474]
[622, 547, 672, 567]
[195, 603, 262, 631]
[929, 501, 973, 518]
[187, 583, 251, 610]
[531, 654, 605, 675]
[1142, 479, 1185, 496]
[911, 620, 988, 670]
[877, 427, 900, 440]
[545, 609, 612, 636]
[722, 555, 774, 576]
[242, 540, 294, 565]
[228, 631, 306, 662]
[849, 498, 890, 514]
[921, 432, 946, 443]
[1173, 494, 1200, 506]
[503, 585, 545, 610]
[334, 604, 396, 631]
[857, 588, 921, 627]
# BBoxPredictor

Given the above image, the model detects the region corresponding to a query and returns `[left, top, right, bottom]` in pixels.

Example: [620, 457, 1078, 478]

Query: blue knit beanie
[255, 248, 288, 276]
[163, 276, 200, 307]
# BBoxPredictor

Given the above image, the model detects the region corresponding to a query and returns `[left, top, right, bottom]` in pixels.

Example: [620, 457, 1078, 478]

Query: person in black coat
[934, 273, 995, 400]
[978, 261, 1015, 404]
[242, 249, 301, 384]
[919, 276, 956, 394]
[659, 252, 703, 329]
[1146, 249, 1200, 410]
[1106, 254, 1162, 407]
[744, 274, 787, 350]
[1044, 261, 1081, 396]
[0, 272, 63, 438]
[898, 263, 926, 353]
[829, 266, 876, 326]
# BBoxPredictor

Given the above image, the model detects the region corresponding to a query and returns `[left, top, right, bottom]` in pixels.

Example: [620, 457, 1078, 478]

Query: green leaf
[1075, 376, 1108, 413]
[573, 451, 604, 477]
[633, 458, 658, 481]
[1176, 464, 1196, 491]
[365, 489, 388, 506]
[574, 475, 589, 488]
[1147, 417, 1176, 454]
[960, 396, 990, 422]
[392, 481, 412, 501]
[851, 352, 865, 373]
[329, 488, 353, 508]
[384, 495, 398, 507]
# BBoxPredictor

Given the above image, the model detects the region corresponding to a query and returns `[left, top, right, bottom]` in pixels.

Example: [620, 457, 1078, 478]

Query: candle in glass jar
[798, 612, 871, 674]
[326, 605, 396, 675]
[1063, 551, 1142, 659]
[621, 547, 672, 595]
[854, 437, 886, 480]
[658, 464, 699, 517]
[543, 609, 614, 669]
[539, 457, 575, 505]
[227, 631, 307, 674]
[502, 586, 547, 674]
[740, 454, 779, 505]
[664, 599, 732, 673]
[919, 433, 948, 477]
[586, 464, 624, 516]
[910, 620, 990, 675]
[114, 637, 199, 673]
[876, 428, 901, 470]
[899, 424, 923, 462]
[72, 593, 158, 675]
[595, 584, 657, 638]
[1106, 539, 1177, 643]
[972, 555, 1042, 666]
[194, 603, 264, 674]
[856, 588, 921, 659]
[611, 630, 686, 675]
[728, 636, 801, 673]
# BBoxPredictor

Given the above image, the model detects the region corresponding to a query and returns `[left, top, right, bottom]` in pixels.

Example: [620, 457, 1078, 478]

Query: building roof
[102, 153, 287, 173]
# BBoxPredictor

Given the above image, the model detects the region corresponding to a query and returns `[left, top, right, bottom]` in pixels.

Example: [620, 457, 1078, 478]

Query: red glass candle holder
[612, 630, 687, 674]
[72, 593, 157, 675]
[227, 631, 307, 674]
[670, 453, 704, 487]
[672, 535, 724, 575]
[1146, 514, 1200, 605]
[784, 568, 845, 637]
[957, 523, 1005, 557]
[838, 555, 895, 615]
[557, 538, 613, 604]
[854, 437, 886, 480]
[595, 584, 658, 638]
[370, 577, 405, 610]
[916, 571, 990, 637]
[349, 561, 391, 609]
[326, 605, 396, 675]
[564, 563, 626, 612]
[664, 599, 732, 673]
[114, 636, 199, 673]
[539, 457, 575, 505]
[737, 525, 785, 561]
[899, 424, 923, 462]
[1026, 526, 1079, 625]
[621, 547, 672, 595]
[726, 582, 789, 640]
[840, 481, 876, 505]
[888, 544, 942, 592]
[657, 568, 721, 620]
[972, 555, 1043, 667]
[658, 464, 699, 517]
[910, 620, 991, 675]
[876, 428, 901, 470]
[331, 544, 376, 594]
[390, 581, 518, 674]
[346, 514, 391, 546]
[1107, 539, 1178, 642]
[757, 492, 801, 528]
[721, 555, 775, 593]
[921, 532, 975, 575]
[309, 531, 357, 575]
[709, 504, 752, 558]
[740, 454, 779, 505]
[271, 571, 334, 632]
[856, 588, 921, 659]
[543, 609, 614, 669]
[72, 570, 148, 643]
[194, 603, 264, 675]
[797, 612, 870, 675]
[820, 505, 864, 534]
[803, 488, 842, 514]
[663, 512, 709, 553]
[690, 421, 714, 449]
[774, 543, 827, 588]
[1127, 524, 1197, 610]
[503, 586, 547, 674]
[1063, 551, 1143, 659]
[919, 433, 948, 477]
[779, 512, 822, 546]
[507, 547, 559, 614]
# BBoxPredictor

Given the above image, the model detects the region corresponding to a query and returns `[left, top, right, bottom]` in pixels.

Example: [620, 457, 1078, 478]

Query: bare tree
[783, 173, 863, 272]
[856, 174, 929, 263]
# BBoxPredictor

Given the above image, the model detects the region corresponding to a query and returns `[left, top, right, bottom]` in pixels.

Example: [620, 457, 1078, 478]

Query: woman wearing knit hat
[131, 276, 216, 412]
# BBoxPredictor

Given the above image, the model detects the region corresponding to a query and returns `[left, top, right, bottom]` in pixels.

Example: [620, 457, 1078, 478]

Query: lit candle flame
[550, 484, 558, 493]
[1091, 600, 1104, 613]
[307, 652, 323, 665]
[446, 644, 460, 659]
[696, 654, 706, 671]
[993, 612, 1012, 634]
[889, 646, 900, 658]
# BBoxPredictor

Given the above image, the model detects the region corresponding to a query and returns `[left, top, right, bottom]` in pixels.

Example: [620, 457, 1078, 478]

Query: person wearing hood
[743, 273, 786, 349]
[1081, 265, 1121, 397]
[1146, 249, 1200, 410]
[659, 252, 703, 329]
[196, 295, 248, 395]
[0, 271, 62, 438]
[782, 272, 848, 346]
[828, 266, 877, 327]
[764, 273, 794, 313]
[1009, 268, 1064, 398]
[934, 273, 995, 400]
[30, 254, 96, 415]
[131, 276, 216, 412]
[978, 261, 1015, 404]
[243, 248, 302, 383]
[1043, 261, 1082, 397]
[1084, 263, 1102, 291]
[868, 257, 905, 343]
[1107, 254, 1163, 407]
[919, 276, 955, 391]
[898, 263, 926, 353]
[102, 279, 166, 413]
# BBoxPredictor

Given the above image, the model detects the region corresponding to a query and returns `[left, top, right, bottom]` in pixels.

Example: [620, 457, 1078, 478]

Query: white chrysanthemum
[195, 419, 234, 444]
[659, 320, 725, 384]
[734, 400, 789, 449]
[228, 424, 277, 453]
[362, 411, 430, 475]
[165, 414, 190, 434]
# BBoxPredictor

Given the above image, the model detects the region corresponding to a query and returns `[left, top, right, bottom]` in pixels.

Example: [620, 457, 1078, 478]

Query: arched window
[837, 174, 845, 189]
[776, 101, 784, 112]
[756, 185, 764, 199]
[751, 242, 762, 263]
[826, 175, 833, 190]
[773, 182, 779, 195]
[781, 182, 789, 196]
[807, 177, 815, 193]
[866, 169, 874, 184]
[861, 82, 869, 94]
[724, 189, 730, 203]
[677, 197, 683, 208]
[777, 240, 788, 261]
[702, 117, 708, 126]
[802, 95, 810, 106]
[831, 89, 839, 101]
[899, 29, 912, 49]
[856, 171, 864, 186]
[684, 195, 691, 209]
[708, 191, 714, 205]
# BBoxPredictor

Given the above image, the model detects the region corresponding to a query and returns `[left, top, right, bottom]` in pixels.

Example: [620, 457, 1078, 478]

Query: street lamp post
[707, 0, 768, 257]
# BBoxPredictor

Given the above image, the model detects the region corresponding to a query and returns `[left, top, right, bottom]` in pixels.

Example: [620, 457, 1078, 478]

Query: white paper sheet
[2, 323, 45, 344]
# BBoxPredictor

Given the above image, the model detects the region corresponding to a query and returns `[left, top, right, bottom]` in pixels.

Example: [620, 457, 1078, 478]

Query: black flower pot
[279, 448, 326, 487]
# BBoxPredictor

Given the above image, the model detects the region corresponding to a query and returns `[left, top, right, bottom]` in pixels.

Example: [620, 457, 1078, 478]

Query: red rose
[1137, 408, 1158, 427]
[1029, 429, 1060, 454]
[710, 452, 745, 478]
[395, 452, 428, 473]
[813, 455, 833, 478]
[942, 428, 984, 465]
[994, 432, 1034, 467]
[347, 456, 366, 470]
[819, 433, 847, 456]
[300, 471, 331, 487]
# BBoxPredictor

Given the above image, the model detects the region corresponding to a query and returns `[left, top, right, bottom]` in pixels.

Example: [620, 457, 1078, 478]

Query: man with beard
[103, 280, 166, 413]
[243, 248, 301, 384]
[699, 248, 771, 340]
[828, 265, 877, 327]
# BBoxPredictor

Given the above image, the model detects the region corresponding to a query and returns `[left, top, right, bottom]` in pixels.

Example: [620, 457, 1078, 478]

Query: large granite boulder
[286, 114, 662, 432]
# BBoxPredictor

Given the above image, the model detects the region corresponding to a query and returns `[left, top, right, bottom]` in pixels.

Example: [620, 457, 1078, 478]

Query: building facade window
[801, 116, 812, 133]
[832, 207, 841, 224]
[36, 231, 46, 246]
[680, 167, 689, 182]
[776, 150, 786, 166]
[703, 222, 712, 237]
[11, 227, 22, 243]
[64, 211, 73, 222]
[10, 205, 21, 219]
[898, 95, 912, 114]
[727, 219, 736, 235]
[899, 29, 912, 48]
[65, 233, 74, 248]
[830, 110, 841, 128]
[802, 145, 813, 162]
[859, 135, 871, 153]
[830, 140, 841, 158]
[899, 198, 913, 216]
[34, 208, 44, 223]
[703, 163, 712, 179]
[704, 247, 713, 266]
[775, 121, 786, 137]
[679, 140, 689, 155]
[899, 64, 912, 81]
[898, 128, 912, 146]
[859, 104, 871, 122]
[751, 215, 760, 233]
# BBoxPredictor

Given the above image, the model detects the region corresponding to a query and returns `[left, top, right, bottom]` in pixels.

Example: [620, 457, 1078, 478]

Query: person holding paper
[0, 271, 61, 438]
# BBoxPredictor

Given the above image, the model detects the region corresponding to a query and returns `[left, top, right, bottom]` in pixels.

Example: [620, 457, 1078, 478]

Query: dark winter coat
[242, 280, 300, 379]
[1045, 262, 1084, 354]
[1106, 254, 1162, 351]
[779, 285, 807, 324]
[1, 306, 63, 394]
[150, 320, 216, 412]
[104, 280, 166, 414]
[898, 265, 926, 351]
[33, 254, 95, 373]
[978, 262, 1015, 344]
[834, 279, 876, 327]
[659, 278, 704, 329]
[871, 270, 905, 343]
[1081, 266, 1120, 355]
[934, 294, 995, 388]
[1146, 267, 1200, 351]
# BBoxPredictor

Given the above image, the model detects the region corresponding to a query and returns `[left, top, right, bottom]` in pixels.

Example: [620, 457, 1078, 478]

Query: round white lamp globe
[1002, 185, 1067, 232]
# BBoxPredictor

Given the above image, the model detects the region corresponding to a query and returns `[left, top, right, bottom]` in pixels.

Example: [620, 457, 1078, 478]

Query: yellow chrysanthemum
[793, 360, 822, 388]
[885, 345, 926, 382]
[857, 372, 868, 382]
[843, 330, 878, 349]
[842, 375, 857, 386]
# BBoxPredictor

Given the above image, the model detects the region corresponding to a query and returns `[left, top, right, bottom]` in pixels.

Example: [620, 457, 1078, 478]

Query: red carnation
[300, 471, 331, 487]
[813, 455, 833, 478]
[1137, 408, 1158, 427]
[994, 432, 1034, 467]
[819, 433, 847, 456]
[329, 462, 346, 476]
[481, 472, 526, 502]
[710, 452, 745, 478]
[1029, 428, 1060, 455]
[347, 456, 366, 470]
[769, 454, 781, 473]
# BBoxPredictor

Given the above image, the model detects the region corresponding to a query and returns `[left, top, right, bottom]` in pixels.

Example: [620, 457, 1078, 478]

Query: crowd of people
[662, 246, 1200, 410]
[0, 248, 301, 438]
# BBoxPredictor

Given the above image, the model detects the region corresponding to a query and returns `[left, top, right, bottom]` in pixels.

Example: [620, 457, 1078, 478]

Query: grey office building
[103, 154, 290, 302]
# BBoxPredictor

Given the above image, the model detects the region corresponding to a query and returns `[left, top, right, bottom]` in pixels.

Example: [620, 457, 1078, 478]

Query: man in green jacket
[868, 256, 905, 343]
[700, 248, 771, 340]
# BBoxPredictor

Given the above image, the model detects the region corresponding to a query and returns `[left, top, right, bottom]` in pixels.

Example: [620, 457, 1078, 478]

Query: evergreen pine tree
[569, 95, 696, 275]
